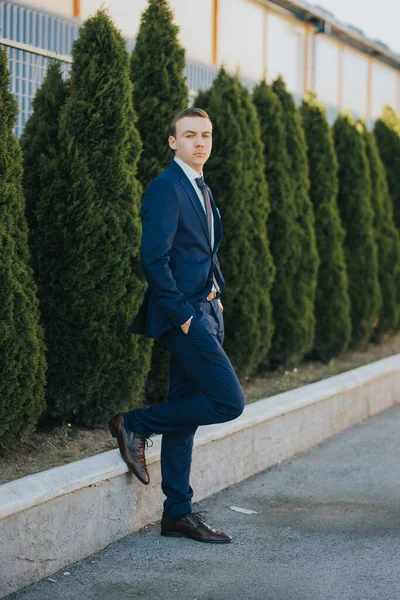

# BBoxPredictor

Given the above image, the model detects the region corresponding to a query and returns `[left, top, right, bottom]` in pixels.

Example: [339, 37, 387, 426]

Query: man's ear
[168, 135, 177, 151]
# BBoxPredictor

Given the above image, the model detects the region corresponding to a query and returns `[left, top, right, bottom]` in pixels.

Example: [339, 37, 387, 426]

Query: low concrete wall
[1, 354, 400, 597]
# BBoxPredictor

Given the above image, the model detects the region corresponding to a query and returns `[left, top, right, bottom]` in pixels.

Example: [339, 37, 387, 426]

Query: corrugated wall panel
[0, 1, 80, 135]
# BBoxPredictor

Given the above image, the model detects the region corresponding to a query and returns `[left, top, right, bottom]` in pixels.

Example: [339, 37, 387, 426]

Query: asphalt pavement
[9, 405, 400, 600]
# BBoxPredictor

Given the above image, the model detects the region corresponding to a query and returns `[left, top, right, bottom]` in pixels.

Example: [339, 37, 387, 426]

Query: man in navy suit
[109, 108, 245, 543]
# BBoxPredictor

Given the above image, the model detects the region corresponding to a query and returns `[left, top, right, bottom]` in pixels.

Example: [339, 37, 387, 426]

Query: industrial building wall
[1, 0, 400, 134]
[371, 61, 399, 118]
[78, 0, 400, 119]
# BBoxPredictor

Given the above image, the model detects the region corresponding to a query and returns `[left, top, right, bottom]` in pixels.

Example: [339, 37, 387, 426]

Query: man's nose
[195, 136, 204, 146]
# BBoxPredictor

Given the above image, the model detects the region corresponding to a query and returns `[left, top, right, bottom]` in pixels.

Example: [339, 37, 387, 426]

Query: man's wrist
[181, 315, 193, 327]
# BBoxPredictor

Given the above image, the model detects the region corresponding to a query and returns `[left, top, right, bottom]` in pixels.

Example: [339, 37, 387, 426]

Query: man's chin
[192, 156, 208, 167]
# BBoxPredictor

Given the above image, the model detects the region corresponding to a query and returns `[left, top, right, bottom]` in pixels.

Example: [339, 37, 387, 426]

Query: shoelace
[192, 512, 208, 525]
[191, 512, 220, 534]
[143, 435, 153, 449]
[135, 432, 154, 449]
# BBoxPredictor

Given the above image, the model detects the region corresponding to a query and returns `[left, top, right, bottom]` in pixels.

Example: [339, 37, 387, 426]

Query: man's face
[168, 116, 213, 173]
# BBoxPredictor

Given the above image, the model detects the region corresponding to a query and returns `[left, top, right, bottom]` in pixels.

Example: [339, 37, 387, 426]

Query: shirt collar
[174, 155, 203, 183]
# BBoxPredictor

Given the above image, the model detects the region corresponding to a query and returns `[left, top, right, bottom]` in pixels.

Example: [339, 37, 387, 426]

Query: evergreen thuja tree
[300, 92, 351, 361]
[131, 0, 189, 405]
[374, 106, 400, 232]
[237, 84, 275, 367]
[20, 61, 69, 280]
[361, 122, 400, 335]
[333, 113, 381, 347]
[38, 10, 152, 425]
[271, 76, 319, 363]
[196, 69, 275, 377]
[131, 0, 188, 189]
[0, 45, 46, 441]
[252, 80, 300, 366]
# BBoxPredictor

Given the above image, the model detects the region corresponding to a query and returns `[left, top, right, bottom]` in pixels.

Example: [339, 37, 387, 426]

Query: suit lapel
[179, 175, 211, 248]
[168, 160, 222, 252]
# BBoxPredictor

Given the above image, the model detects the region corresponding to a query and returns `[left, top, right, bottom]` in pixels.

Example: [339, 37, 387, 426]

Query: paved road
[10, 406, 400, 600]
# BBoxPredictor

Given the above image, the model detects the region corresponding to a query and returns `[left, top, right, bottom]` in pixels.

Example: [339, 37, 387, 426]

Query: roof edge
[262, 0, 400, 71]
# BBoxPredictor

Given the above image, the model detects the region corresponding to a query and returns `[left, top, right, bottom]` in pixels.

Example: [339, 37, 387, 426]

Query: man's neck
[174, 154, 203, 176]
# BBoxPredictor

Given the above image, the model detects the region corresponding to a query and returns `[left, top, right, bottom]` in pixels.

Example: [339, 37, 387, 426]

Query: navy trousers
[125, 297, 245, 519]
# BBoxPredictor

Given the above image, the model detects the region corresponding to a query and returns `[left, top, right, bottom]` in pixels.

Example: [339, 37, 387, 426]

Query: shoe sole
[108, 419, 150, 486]
[161, 531, 232, 543]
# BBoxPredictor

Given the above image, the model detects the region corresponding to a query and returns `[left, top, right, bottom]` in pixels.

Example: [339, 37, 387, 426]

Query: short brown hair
[171, 107, 211, 138]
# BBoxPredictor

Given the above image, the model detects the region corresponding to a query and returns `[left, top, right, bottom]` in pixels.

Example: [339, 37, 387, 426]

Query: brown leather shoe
[108, 414, 151, 485]
[161, 512, 232, 543]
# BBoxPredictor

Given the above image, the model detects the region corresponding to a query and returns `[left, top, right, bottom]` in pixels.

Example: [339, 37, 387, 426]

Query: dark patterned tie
[195, 176, 220, 293]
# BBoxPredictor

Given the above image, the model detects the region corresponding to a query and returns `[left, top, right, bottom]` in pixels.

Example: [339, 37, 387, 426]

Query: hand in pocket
[181, 317, 192, 335]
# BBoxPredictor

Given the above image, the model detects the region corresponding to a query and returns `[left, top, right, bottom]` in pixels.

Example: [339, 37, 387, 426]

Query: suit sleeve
[140, 177, 195, 327]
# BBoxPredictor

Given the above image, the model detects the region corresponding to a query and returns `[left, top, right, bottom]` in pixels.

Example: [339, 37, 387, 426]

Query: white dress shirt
[174, 156, 217, 326]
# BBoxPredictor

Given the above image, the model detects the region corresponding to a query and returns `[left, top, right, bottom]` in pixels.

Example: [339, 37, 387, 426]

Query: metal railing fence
[0, 0, 78, 136]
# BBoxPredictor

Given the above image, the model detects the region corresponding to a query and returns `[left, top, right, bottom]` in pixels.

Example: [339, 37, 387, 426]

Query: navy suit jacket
[128, 159, 224, 338]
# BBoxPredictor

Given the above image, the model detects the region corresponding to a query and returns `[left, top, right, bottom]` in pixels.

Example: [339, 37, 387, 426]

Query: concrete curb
[1, 354, 399, 597]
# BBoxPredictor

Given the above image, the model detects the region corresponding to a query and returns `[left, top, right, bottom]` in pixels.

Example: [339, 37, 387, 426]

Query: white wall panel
[371, 61, 398, 118]
[81, 0, 212, 63]
[170, 0, 213, 64]
[81, 0, 104, 22]
[314, 35, 340, 106]
[342, 49, 368, 115]
[81, 0, 147, 36]
[218, 0, 264, 81]
[76, 0, 400, 118]
[266, 11, 305, 95]
[26, 0, 73, 17]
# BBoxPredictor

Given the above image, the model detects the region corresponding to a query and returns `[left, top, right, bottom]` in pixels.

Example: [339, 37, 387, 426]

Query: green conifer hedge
[196, 69, 275, 377]
[31, 10, 151, 425]
[0, 46, 47, 441]
[130, 0, 188, 190]
[268, 77, 319, 363]
[300, 92, 351, 360]
[333, 113, 381, 346]
[237, 84, 275, 368]
[361, 123, 400, 335]
[374, 106, 400, 232]
[253, 80, 302, 366]
[20, 61, 69, 282]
